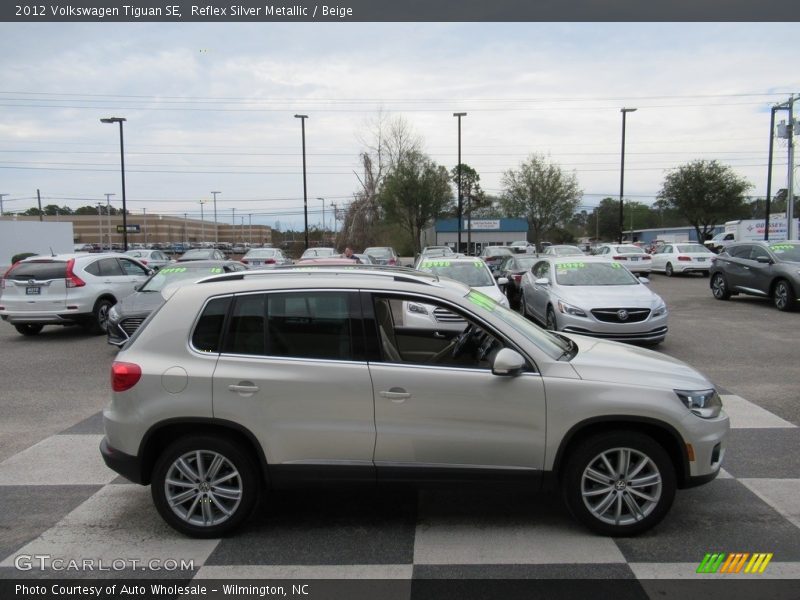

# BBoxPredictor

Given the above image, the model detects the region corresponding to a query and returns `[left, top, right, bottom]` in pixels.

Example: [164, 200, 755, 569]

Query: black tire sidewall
[562, 431, 676, 537]
[151, 436, 258, 538]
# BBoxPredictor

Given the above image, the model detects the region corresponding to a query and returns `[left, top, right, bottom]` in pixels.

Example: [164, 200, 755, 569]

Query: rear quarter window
[192, 297, 232, 353]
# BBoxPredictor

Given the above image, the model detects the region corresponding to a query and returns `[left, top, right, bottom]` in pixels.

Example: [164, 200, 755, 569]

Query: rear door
[1, 260, 67, 313]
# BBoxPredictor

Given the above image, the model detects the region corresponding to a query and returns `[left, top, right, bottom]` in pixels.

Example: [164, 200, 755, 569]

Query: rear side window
[7, 261, 66, 281]
[192, 297, 232, 353]
[221, 291, 356, 361]
[98, 258, 124, 276]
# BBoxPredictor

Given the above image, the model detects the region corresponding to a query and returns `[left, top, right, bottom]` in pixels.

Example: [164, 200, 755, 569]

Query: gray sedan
[519, 256, 668, 344]
[123, 249, 173, 271]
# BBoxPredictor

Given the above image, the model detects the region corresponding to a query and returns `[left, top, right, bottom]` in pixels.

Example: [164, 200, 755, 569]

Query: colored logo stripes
[697, 552, 773, 574]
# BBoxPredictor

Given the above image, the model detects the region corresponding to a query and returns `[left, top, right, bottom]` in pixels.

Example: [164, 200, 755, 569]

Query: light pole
[211, 191, 221, 245]
[199, 198, 206, 243]
[295, 114, 309, 249]
[453, 112, 467, 253]
[0, 193, 8, 217]
[317, 197, 325, 240]
[104, 193, 114, 248]
[100, 117, 129, 251]
[618, 108, 636, 244]
[96, 203, 103, 245]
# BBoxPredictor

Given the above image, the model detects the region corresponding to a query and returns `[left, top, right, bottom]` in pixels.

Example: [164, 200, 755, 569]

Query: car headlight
[408, 303, 429, 315]
[108, 306, 120, 324]
[557, 300, 586, 317]
[675, 389, 722, 419]
[652, 302, 668, 317]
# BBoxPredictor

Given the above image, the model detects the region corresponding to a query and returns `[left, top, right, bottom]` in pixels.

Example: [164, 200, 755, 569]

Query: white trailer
[0, 220, 74, 271]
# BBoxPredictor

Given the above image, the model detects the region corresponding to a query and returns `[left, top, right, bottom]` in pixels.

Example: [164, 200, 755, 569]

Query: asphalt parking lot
[0, 272, 798, 593]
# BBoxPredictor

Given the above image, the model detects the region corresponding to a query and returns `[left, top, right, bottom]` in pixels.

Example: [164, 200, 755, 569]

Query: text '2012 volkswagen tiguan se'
[101, 267, 728, 538]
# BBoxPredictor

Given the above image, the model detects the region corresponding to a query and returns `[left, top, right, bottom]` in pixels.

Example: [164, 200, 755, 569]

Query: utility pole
[37, 189, 43, 222]
[105, 193, 114, 248]
[211, 191, 221, 245]
[199, 199, 206, 243]
[248, 213, 252, 244]
[232, 208, 236, 244]
[774, 95, 798, 240]
[0, 193, 7, 217]
[453, 112, 466, 252]
[143, 208, 148, 245]
[619, 108, 637, 244]
[294, 114, 309, 249]
[765, 106, 780, 240]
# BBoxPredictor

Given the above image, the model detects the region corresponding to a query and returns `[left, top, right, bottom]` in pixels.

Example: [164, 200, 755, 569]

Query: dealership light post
[100, 117, 129, 251]
[453, 112, 466, 253]
[295, 114, 309, 249]
[199, 198, 206, 242]
[211, 191, 221, 244]
[104, 193, 114, 248]
[618, 108, 636, 244]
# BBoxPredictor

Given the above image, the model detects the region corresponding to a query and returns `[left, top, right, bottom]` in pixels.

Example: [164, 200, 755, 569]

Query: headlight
[557, 300, 586, 317]
[675, 389, 722, 419]
[108, 306, 120, 323]
[408, 303, 428, 315]
[652, 302, 668, 317]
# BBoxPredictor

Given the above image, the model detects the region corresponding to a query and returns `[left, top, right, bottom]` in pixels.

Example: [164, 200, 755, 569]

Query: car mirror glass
[497, 277, 509, 286]
[638, 277, 650, 284]
[534, 278, 549, 285]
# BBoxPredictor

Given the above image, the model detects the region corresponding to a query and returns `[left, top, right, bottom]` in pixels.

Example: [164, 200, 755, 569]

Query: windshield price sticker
[556, 262, 586, 272]
[421, 260, 452, 269]
[770, 244, 793, 252]
[159, 267, 188, 274]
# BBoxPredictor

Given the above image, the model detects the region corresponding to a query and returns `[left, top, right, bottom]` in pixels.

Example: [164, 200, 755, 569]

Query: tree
[657, 160, 752, 242]
[377, 151, 454, 254]
[500, 154, 583, 249]
[450, 163, 489, 221]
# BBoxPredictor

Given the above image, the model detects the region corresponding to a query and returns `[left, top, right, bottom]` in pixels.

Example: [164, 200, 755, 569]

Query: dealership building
[422, 218, 528, 254]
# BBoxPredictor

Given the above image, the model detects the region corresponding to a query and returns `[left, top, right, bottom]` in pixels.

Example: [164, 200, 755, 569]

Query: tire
[664, 263, 674, 277]
[151, 436, 258, 538]
[15, 324, 44, 336]
[702, 270, 710, 278]
[561, 431, 676, 536]
[86, 298, 114, 335]
[773, 279, 797, 312]
[710, 273, 730, 300]
[519, 292, 528, 317]
[545, 306, 558, 331]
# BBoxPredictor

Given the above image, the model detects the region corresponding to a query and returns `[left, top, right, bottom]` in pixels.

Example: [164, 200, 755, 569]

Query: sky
[0, 22, 798, 231]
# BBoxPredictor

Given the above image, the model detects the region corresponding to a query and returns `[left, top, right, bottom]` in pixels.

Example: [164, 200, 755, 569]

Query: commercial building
[422, 218, 528, 254]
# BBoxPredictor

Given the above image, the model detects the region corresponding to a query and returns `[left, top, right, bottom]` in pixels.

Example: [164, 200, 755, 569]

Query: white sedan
[650, 243, 714, 276]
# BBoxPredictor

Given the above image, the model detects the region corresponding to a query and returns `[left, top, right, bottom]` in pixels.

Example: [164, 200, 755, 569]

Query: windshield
[417, 260, 495, 287]
[465, 290, 569, 359]
[554, 261, 639, 286]
[769, 242, 800, 262]
[301, 248, 334, 258]
[181, 249, 212, 259]
[613, 246, 645, 255]
[141, 265, 226, 292]
[484, 247, 513, 257]
[676, 244, 710, 254]
[246, 249, 277, 258]
[552, 246, 584, 256]
[365, 247, 392, 257]
[514, 257, 538, 270]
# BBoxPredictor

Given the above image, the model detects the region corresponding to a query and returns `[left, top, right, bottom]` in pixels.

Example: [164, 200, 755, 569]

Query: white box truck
[704, 215, 798, 252]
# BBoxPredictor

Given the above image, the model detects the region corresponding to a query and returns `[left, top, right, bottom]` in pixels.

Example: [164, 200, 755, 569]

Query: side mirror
[638, 276, 650, 284]
[497, 277, 509, 286]
[534, 277, 549, 286]
[491, 348, 526, 376]
[755, 256, 773, 264]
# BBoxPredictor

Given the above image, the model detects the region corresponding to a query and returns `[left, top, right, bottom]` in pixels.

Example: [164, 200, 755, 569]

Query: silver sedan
[519, 256, 668, 344]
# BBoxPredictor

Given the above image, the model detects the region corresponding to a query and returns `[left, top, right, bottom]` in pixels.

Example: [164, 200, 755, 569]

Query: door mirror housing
[638, 276, 650, 284]
[491, 348, 526, 377]
[497, 277, 509, 286]
[534, 278, 550, 286]
[755, 256, 773, 264]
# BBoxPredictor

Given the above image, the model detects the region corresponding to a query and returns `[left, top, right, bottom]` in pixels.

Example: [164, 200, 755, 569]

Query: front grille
[120, 317, 146, 336]
[591, 308, 651, 323]
[433, 307, 466, 323]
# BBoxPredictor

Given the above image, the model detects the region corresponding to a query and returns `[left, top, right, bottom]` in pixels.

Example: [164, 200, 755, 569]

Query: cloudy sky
[0, 22, 798, 230]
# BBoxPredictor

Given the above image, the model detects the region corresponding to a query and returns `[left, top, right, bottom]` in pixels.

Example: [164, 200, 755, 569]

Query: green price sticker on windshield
[770, 244, 792, 252]
[610, 262, 622, 269]
[159, 267, 187, 274]
[558, 261, 586, 270]
[421, 260, 451, 269]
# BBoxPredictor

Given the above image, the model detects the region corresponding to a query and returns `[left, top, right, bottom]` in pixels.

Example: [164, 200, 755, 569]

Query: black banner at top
[2, 0, 800, 22]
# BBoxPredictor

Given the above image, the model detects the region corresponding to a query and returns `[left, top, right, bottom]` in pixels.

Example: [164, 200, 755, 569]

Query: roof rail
[197, 264, 439, 286]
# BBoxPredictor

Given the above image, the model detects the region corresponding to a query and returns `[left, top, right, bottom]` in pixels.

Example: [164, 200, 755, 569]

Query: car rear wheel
[151, 436, 258, 538]
[562, 431, 676, 536]
[710, 273, 730, 300]
[85, 298, 114, 335]
[546, 306, 558, 331]
[14, 324, 44, 336]
[519, 292, 529, 317]
[773, 279, 797, 312]
[664, 263, 674, 277]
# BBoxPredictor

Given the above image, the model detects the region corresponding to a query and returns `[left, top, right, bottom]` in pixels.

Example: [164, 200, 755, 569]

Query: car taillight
[111, 362, 142, 392]
[240, 259, 248, 264]
[389, 258, 397, 265]
[139, 259, 148, 265]
[513, 274, 522, 283]
[1, 261, 21, 288]
[613, 256, 628, 260]
[65, 258, 86, 288]
[677, 256, 691, 261]
[642, 255, 651, 260]
[264, 258, 276, 264]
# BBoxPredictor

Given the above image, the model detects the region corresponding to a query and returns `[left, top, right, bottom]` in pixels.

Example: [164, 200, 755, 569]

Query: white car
[124, 249, 173, 271]
[407, 257, 509, 330]
[300, 247, 336, 259]
[650, 243, 714, 277]
[593, 244, 652, 274]
[0, 253, 151, 335]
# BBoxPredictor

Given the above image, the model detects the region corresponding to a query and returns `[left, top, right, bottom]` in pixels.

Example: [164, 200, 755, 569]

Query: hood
[557, 283, 661, 308]
[115, 291, 164, 318]
[564, 334, 712, 391]
[475, 284, 506, 305]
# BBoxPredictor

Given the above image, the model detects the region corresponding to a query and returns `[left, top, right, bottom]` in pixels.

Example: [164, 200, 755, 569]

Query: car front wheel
[773, 279, 797, 312]
[664, 263, 674, 277]
[546, 306, 558, 331]
[710, 273, 730, 300]
[562, 431, 676, 536]
[151, 436, 258, 538]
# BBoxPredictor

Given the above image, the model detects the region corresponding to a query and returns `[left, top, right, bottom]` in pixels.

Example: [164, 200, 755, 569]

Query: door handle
[433, 331, 446, 339]
[379, 388, 411, 403]
[228, 383, 260, 394]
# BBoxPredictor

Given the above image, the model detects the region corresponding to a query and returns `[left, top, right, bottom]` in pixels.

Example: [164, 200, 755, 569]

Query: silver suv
[101, 267, 728, 538]
[0, 253, 151, 335]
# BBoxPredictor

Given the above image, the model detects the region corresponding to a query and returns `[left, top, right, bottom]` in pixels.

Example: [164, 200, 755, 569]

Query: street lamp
[453, 112, 467, 253]
[618, 108, 636, 244]
[104, 193, 114, 249]
[211, 191, 221, 245]
[100, 117, 129, 251]
[317, 197, 325, 236]
[295, 114, 309, 249]
[199, 198, 206, 243]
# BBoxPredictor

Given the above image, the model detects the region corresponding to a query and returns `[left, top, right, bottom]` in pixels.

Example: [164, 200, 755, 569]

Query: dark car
[106, 260, 248, 346]
[497, 254, 539, 308]
[479, 246, 515, 276]
[709, 241, 800, 311]
[177, 248, 227, 262]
